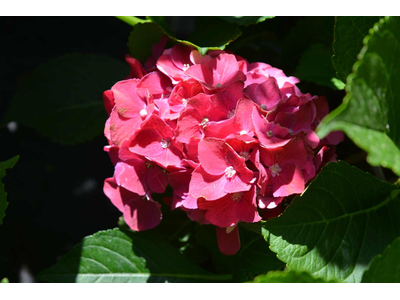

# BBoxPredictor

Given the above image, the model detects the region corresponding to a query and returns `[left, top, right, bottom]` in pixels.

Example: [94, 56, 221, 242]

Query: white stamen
[182, 98, 187, 106]
[160, 139, 170, 149]
[182, 64, 190, 71]
[140, 109, 147, 118]
[239, 130, 247, 135]
[224, 166, 236, 178]
[270, 163, 282, 177]
[199, 118, 209, 128]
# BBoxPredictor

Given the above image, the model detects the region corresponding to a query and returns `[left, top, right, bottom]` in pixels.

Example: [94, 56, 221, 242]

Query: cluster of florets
[103, 43, 343, 255]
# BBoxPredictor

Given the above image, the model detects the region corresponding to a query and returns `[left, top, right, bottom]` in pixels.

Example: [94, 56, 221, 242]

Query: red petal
[216, 225, 241, 256]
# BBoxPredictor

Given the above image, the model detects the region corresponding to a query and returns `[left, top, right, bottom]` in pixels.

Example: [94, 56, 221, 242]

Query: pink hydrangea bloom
[103, 42, 343, 256]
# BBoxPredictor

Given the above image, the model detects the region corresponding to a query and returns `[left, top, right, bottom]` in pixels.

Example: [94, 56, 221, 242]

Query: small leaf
[332, 16, 381, 82]
[295, 43, 342, 90]
[218, 16, 274, 26]
[0, 156, 19, 226]
[0, 278, 9, 283]
[4, 54, 128, 145]
[128, 17, 244, 58]
[188, 17, 242, 54]
[263, 161, 400, 283]
[37, 228, 230, 283]
[251, 270, 336, 283]
[127, 22, 166, 62]
[318, 17, 400, 176]
[362, 237, 400, 282]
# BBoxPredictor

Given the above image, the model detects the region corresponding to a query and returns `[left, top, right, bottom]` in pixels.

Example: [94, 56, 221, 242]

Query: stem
[115, 16, 150, 27]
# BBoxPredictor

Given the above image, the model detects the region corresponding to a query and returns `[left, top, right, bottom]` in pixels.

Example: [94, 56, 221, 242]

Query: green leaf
[295, 43, 344, 90]
[3, 54, 128, 145]
[220, 226, 285, 281]
[127, 22, 166, 62]
[188, 17, 242, 55]
[332, 16, 381, 82]
[218, 16, 274, 26]
[37, 228, 230, 283]
[263, 161, 400, 283]
[317, 17, 400, 176]
[128, 17, 243, 59]
[0, 156, 19, 226]
[362, 237, 400, 282]
[251, 270, 336, 283]
[192, 223, 285, 282]
[0, 278, 9, 283]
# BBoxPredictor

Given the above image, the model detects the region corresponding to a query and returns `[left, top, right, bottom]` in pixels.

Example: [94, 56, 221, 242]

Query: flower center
[267, 130, 274, 137]
[139, 109, 148, 119]
[231, 192, 243, 202]
[182, 98, 187, 106]
[270, 163, 282, 177]
[145, 161, 154, 169]
[182, 64, 190, 71]
[160, 139, 170, 149]
[227, 109, 235, 118]
[224, 166, 236, 178]
[215, 83, 223, 88]
[239, 130, 247, 135]
[239, 151, 250, 161]
[260, 104, 268, 110]
[199, 118, 209, 128]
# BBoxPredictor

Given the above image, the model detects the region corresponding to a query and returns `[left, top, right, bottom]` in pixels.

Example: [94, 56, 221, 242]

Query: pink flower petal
[123, 194, 162, 231]
[216, 225, 241, 256]
[189, 166, 227, 200]
[272, 164, 305, 197]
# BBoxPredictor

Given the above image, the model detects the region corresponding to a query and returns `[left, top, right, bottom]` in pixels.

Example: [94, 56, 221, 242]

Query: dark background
[0, 16, 376, 282]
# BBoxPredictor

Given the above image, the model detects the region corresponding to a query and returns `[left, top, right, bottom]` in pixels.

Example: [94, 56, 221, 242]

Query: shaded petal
[198, 195, 239, 228]
[123, 194, 162, 231]
[272, 164, 305, 197]
[216, 225, 241, 256]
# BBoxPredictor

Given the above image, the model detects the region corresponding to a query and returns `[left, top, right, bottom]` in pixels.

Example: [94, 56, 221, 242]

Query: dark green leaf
[218, 16, 274, 26]
[295, 43, 344, 90]
[332, 16, 381, 82]
[362, 237, 400, 282]
[37, 228, 230, 283]
[189, 17, 242, 55]
[127, 22, 166, 62]
[318, 17, 400, 176]
[0, 156, 19, 226]
[263, 161, 400, 283]
[193, 223, 284, 282]
[128, 18, 243, 58]
[4, 54, 128, 145]
[251, 270, 336, 283]
[221, 227, 285, 281]
[282, 17, 335, 70]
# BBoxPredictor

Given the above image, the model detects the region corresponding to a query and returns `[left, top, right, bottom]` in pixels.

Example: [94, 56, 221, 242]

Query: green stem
[115, 16, 150, 27]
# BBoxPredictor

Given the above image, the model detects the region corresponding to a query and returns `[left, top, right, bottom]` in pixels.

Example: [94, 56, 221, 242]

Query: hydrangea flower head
[103, 41, 343, 255]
